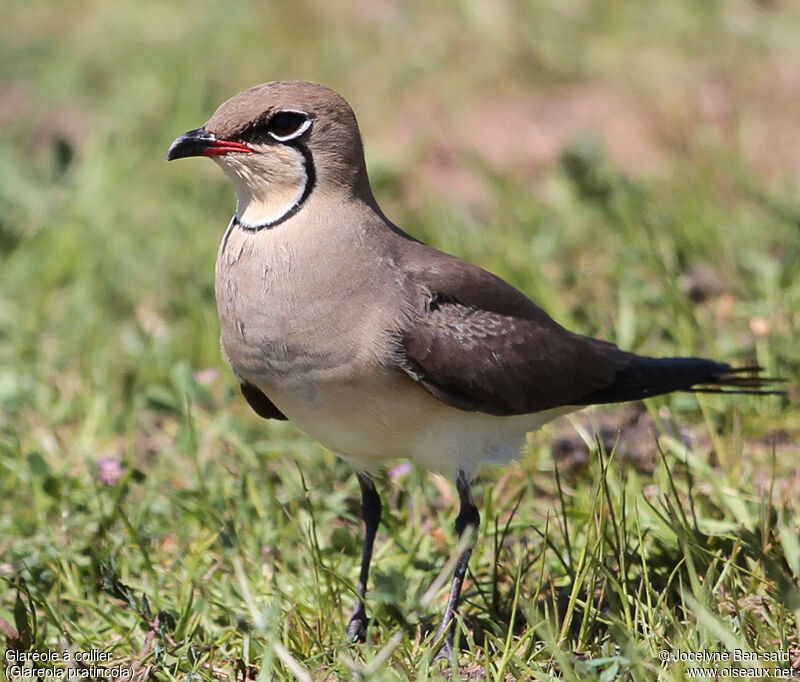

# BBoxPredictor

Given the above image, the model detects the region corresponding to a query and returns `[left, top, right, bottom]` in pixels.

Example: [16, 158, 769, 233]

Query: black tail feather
[690, 364, 786, 394]
[572, 356, 786, 406]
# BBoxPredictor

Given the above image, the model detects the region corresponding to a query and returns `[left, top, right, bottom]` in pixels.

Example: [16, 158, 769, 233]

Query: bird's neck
[216, 153, 310, 230]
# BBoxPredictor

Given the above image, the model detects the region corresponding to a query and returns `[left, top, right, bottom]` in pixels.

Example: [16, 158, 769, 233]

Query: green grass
[1, 0, 799, 679]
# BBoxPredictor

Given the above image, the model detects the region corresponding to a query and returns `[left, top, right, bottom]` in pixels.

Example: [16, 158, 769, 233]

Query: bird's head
[167, 80, 372, 230]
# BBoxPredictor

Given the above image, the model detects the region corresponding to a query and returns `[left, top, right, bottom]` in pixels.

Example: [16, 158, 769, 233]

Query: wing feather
[395, 243, 626, 415]
[392, 240, 778, 416]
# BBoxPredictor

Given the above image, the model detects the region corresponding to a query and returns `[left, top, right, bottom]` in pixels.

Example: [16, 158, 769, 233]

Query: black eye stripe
[235, 110, 312, 144]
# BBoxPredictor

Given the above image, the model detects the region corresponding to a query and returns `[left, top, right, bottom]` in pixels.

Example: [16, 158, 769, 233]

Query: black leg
[434, 470, 480, 661]
[347, 472, 382, 642]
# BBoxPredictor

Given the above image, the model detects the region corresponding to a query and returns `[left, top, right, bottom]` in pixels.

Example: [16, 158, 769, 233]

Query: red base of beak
[203, 140, 256, 156]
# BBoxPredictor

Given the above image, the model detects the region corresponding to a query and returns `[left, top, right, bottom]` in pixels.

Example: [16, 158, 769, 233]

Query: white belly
[262, 365, 574, 477]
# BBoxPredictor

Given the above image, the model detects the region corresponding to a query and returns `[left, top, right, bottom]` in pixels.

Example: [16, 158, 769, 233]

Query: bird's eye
[267, 111, 312, 141]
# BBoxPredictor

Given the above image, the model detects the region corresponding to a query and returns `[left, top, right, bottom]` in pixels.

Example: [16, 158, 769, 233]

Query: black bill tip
[166, 128, 216, 161]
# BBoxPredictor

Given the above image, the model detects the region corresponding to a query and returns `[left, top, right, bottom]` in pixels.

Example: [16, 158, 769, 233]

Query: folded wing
[395, 242, 780, 417]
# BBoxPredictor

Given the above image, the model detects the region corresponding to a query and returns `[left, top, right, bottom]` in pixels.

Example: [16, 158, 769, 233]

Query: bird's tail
[573, 356, 786, 406]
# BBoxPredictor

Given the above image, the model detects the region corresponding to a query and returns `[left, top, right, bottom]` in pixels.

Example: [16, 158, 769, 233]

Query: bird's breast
[214, 223, 399, 394]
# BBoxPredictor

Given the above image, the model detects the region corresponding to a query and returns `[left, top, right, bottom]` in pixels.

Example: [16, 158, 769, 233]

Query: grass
[1, 0, 799, 679]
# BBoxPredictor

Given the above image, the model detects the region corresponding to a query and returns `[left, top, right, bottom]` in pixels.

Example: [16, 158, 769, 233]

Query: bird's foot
[433, 637, 454, 663]
[347, 611, 368, 643]
[432, 623, 455, 663]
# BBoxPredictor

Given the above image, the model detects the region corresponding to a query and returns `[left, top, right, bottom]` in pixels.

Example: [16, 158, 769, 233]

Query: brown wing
[394, 242, 627, 415]
[394, 241, 773, 416]
[400, 303, 630, 415]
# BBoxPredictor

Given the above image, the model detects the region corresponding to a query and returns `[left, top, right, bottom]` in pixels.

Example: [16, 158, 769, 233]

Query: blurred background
[1, 0, 798, 678]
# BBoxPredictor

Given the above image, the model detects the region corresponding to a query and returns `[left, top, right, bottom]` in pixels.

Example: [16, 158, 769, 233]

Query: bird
[166, 80, 781, 660]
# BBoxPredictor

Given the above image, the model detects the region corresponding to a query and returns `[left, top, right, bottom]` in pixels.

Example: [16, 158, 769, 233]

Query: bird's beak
[166, 128, 255, 161]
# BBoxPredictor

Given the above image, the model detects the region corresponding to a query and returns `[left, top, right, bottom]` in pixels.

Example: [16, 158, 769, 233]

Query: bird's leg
[434, 470, 480, 661]
[347, 471, 382, 642]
